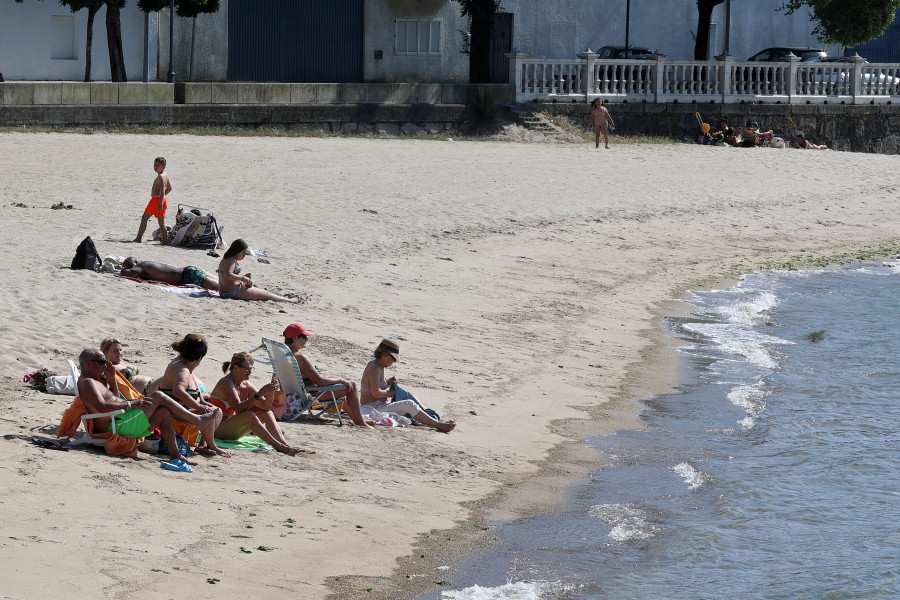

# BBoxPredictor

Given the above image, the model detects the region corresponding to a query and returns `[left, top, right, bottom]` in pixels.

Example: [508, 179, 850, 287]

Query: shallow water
[419, 261, 900, 600]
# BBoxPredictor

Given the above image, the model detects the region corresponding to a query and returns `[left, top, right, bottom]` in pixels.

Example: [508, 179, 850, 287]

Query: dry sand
[1, 132, 897, 599]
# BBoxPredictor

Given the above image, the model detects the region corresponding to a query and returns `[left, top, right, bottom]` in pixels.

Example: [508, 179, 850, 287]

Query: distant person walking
[586, 98, 615, 149]
[134, 157, 172, 244]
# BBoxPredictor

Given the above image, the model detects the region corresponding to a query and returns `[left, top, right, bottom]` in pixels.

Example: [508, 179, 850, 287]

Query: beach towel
[214, 436, 274, 451]
[114, 274, 219, 298]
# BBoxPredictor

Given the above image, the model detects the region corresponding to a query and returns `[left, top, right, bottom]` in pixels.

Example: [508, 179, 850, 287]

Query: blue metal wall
[846, 9, 900, 62]
[228, 0, 363, 82]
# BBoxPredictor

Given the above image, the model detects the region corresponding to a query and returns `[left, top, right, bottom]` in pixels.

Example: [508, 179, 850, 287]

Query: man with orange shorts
[134, 157, 172, 244]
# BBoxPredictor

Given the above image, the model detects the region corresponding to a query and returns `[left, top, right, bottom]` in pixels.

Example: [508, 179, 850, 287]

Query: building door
[490, 12, 514, 84]
[228, 0, 363, 83]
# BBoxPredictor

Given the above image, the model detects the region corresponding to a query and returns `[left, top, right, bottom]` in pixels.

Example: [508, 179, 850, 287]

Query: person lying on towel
[77, 348, 220, 467]
[119, 257, 219, 291]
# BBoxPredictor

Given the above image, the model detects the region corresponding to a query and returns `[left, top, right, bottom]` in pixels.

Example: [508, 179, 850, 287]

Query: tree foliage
[694, 0, 725, 60]
[137, 0, 219, 19]
[782, 0, 900, 47]
[452, 0, 503, 84]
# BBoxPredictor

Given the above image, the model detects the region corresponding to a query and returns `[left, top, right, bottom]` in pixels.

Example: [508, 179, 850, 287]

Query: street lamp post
[625, 0, 631, 50]
[167, 0, 175, 83]
[724, 0, 732, 55]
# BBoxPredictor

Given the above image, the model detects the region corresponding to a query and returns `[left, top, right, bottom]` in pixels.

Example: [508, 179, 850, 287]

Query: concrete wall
[501, 0, 839, 61]
[158, 6, 229, 82]
[364, 0, 468, 83]
[0, 0, 158, 81]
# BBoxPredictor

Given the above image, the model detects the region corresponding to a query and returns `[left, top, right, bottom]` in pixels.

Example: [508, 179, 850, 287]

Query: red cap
[283, 323, 313, 338]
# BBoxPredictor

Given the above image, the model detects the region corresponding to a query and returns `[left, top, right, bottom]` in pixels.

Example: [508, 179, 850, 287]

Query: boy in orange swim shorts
[134, 157, 172, 244]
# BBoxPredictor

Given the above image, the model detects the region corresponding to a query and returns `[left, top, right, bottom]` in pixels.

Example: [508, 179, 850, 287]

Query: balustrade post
[576, 49, 598, 97]
[785, 53, 800, 101]
[846, 53, 866, 104]
[716, 53, 734, 103]
[506, 49, 526, 97]
[652, 54, 668, 102]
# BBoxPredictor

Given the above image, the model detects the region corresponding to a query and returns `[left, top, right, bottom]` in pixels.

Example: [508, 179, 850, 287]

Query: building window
[51, 15, 77, 60]
[394, 18, 441, 56]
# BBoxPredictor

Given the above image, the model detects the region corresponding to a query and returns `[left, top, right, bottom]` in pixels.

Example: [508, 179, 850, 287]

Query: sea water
[419, 262, 900, 600]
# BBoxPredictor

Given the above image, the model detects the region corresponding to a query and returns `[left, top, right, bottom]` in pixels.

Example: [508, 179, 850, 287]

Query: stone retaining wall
[541, 101, 900, 154]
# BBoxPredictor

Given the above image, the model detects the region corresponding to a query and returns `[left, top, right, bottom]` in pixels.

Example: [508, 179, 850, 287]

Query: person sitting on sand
[77, 347, 219, 470]
[119, 258, 219, 291]
[208, 352, 308, 455]
[740, 121, 775, 146]
[360, 339, 456, 433]
[100, 337, 152, 393]
[152, 333, 228, 457]
[283, 323, 375, 428]
[794, 133, 828, 150]
[217, 239, 299, 303]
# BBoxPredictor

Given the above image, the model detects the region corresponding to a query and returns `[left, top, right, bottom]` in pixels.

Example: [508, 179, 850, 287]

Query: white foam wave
[714, 291, 779, 326]
[683, 322, 790, 369]
[672, 462, 711, 490]
[441, 580, 574, 600]
[588, 503, 663, 541]
[727, 382, 769, 429]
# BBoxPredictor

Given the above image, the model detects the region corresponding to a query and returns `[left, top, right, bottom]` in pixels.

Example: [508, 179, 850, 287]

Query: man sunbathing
[120, 257, 218, 290]
[77, 348, 220, 470]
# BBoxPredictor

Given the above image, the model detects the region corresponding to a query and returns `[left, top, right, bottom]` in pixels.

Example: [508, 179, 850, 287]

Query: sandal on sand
[31, 436, 69, 451]
[160, 458, 194, 473]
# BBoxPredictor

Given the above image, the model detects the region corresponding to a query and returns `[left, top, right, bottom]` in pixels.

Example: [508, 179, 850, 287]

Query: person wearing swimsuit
[217, 238, 300, 303]
[360, 339, 456, 433]
[154, 333, 229, 457]
[208, 352, 306, 455]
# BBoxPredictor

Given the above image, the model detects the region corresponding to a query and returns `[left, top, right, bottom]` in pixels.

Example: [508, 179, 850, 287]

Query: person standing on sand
[586, 98, 615, 149]
[134, 157, 172, 244]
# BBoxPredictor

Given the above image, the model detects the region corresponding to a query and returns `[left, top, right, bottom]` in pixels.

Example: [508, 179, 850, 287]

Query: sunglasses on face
[238, 364, 254, 372]
[89, 358, 107, 365]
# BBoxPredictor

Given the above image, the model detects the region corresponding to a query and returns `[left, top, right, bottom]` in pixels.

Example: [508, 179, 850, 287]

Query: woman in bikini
[153, 333, 228, 456]
[217, 239, 300, 303]
[100, 337, 152, 393]
[209, 352, 307, 456]
[360, 339, 456, 433]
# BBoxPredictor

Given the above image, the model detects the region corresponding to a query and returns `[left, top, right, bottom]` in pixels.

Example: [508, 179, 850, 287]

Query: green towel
[214, 435, 274, 451]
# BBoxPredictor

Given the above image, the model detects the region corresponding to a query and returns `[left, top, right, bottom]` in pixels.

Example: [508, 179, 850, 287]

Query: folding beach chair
[249, 338, 346, 426]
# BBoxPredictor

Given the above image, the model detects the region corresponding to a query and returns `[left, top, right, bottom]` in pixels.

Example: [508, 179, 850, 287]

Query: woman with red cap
[283, 323, 375, 428]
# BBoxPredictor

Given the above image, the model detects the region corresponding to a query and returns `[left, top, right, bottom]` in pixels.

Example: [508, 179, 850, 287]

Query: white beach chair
[249, 338, 346, 426]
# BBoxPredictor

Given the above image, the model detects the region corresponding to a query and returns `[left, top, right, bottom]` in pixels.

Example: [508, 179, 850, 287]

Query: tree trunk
[106, 2, 127, 82]
[84, 2, 102, 82]
[694, 0, 724, 61]
[468, 0, 494, 83]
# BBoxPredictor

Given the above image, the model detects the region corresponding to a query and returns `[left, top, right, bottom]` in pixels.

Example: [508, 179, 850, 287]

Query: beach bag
[71, 236, 101, 271]
[45, 375, 76, 395]
[282, 392, 311, 422]
[157, 434, 192, 458]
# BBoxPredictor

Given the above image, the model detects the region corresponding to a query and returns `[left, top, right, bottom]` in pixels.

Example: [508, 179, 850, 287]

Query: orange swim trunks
[144, 196, 167, 218]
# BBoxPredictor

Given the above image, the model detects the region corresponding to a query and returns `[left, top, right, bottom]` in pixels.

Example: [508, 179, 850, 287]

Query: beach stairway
[509, 106, 563, 135]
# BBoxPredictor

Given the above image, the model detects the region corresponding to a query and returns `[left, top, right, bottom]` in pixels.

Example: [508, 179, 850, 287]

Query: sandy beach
[1, 132, 897, 599]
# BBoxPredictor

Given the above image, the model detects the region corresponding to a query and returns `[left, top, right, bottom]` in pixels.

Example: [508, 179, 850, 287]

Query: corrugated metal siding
[228, 0, 363, 83]
[846, 9, 900, 63]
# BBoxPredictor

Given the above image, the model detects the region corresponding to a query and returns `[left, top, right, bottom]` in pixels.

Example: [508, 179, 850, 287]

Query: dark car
[597, 45, 656, 60]
[747, 47, 828, 62]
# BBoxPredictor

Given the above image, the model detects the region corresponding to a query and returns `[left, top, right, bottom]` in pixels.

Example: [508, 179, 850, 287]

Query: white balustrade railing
[506, 50, 900, 104]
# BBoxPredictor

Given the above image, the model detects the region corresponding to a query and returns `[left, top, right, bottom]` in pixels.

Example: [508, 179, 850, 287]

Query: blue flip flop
[160, 458, 194, 473]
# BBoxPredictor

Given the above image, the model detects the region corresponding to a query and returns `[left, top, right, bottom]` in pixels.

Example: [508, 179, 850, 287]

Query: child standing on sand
[134, 157, 172, 244]
[586, 98, 615, 149]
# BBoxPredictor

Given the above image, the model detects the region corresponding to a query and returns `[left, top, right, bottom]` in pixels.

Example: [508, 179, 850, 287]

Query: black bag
[71, 236, 101, 271]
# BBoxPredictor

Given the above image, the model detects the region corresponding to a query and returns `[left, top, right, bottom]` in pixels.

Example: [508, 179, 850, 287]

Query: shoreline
[1, 134, 898, 599]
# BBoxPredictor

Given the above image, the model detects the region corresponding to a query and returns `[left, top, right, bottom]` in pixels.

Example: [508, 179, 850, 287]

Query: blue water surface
[423, 262, 900, 600]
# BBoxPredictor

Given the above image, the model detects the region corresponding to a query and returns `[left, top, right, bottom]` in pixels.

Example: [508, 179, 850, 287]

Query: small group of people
[120, 237, 299, 303]
[129, 157, 299, 303]
[77, 328, 455, 470]
[711, 118, 828, 150]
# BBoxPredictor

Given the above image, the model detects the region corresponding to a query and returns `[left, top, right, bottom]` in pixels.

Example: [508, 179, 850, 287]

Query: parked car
[597, 45, 657, 60]
[747, 47, 827, 62]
